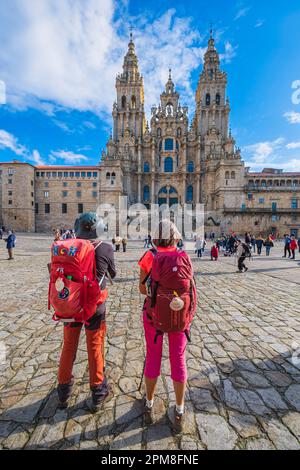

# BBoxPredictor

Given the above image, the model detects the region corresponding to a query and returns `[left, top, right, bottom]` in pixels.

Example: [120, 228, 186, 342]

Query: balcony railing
[223, 206, 300, 214]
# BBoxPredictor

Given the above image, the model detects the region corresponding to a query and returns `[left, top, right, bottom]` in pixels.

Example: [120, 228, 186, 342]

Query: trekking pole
[138, 358, 146, 393]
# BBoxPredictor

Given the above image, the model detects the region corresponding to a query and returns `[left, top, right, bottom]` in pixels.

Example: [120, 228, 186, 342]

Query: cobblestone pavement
[0, 236, 300, 450]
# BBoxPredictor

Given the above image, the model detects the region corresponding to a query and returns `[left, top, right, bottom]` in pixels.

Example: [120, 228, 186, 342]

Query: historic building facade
[1, 35, 300, 236]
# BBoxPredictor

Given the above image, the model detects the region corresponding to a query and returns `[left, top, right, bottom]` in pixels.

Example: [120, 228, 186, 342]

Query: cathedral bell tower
[195, 32, 230, 139]
[112, 33, 146, 143]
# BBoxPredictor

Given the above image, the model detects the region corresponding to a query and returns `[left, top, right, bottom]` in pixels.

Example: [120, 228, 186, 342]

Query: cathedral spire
[122, 30, 139, 80]
[165, 68, 175, 94]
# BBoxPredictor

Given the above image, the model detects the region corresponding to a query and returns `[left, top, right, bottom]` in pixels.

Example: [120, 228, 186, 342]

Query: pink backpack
[146, 250, 197, 341]
[48, 239, 104, 324]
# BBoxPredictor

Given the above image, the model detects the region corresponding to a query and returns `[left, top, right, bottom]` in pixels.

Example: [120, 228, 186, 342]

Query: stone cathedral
[99, 33, 245, 222]
[1, 35, 300, 235]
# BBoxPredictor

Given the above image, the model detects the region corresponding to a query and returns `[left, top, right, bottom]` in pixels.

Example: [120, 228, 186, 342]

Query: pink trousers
[143, 311, 188, 383]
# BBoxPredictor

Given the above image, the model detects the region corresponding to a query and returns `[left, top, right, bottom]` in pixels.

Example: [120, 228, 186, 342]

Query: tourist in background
[195, 238, 205, 258]
[256, 235, 264, 256]
[211, 243, 219, 261]
[283, 234, 291, 258]
[290, 236, 297, 260]
[122, 237, 128, 253]
[250, 235, 256, 254]
[114, 235, 122, 252]
[298, 236, 300, 254]
[5, 230, 16, 260]
[236, 240, 248, 273]
[264, 235, 274, 256]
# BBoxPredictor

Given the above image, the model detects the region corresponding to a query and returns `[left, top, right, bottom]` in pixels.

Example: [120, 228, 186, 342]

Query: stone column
[138, 143, 142, 203]
[151, 144, 155, 203]
[182, 140, 187, 204]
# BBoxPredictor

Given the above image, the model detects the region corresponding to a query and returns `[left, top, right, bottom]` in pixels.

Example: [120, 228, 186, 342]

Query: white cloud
[50, 150, 88, 163]
[31, 149, 45, 165]
[287, 141, 300, 150]
[246, 159, 300, 172]
[243, 138, 285, 163]
[0, 129, 27, 156]
[234, 7, 251, 21]
[0, 129, 45, 165]
[284, 111, 300, 124]
[220, 42, 238, 64]
[255, 19, 265, 28]
[0, 1, 235, 119]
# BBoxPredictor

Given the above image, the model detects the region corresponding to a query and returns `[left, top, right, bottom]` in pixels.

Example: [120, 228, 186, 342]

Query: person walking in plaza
[53, 213, 116, 411]
[54, 229, 61, 241]
[211, 243, 219, 261]
[5, 230, 16, 260]
[250, 234, 256, 254]
[283, 234, 291, 258]
[256, 235, 264, 256]
[298, 236, 300, 254]
[122, 236, 128, 253]
[195, 238, 205, 258]
[290, 235, 297, 260]
[236, 240, 249, 273]
[264, 235, 274, 256]
[138, 220, 196, 432]
[114, 235, 122, 252]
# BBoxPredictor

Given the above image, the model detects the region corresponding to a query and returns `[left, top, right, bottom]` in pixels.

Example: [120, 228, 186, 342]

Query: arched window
[143, 162, 150, 173]
[177, 128, 182, 138]
[106, 172, 111, 180]
[164, 157, 173, 173]
[157, 128, 162, 138]
[169, 186, 177, 194]
[143, 186, 150, 202]
[159, 187, 168, 195]
[206, 93, 211, 106]
[187, 161, 194, 173]
[231, 171, 236, 180]
[131, 96, 136, 109]
[165, 138, 174, 151]
[159, 140, 162, 152]
[176, 140, 179, 151]
[186, 185, 193, 203]
[111, 172, 116, 180]
[216, 93, 221, 105]
[225, 171, 230, 180]
[121, 96, 126, 109]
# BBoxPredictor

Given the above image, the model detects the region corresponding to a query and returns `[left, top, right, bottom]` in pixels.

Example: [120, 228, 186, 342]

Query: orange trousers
[58, 321, 106, 388]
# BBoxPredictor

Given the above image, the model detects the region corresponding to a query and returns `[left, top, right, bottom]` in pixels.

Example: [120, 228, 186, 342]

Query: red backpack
[146, 250, 197, 341]
[48, 239, 104, 324]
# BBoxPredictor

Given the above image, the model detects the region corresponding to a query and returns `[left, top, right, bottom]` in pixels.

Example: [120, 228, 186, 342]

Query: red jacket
[211, 246, 219, 258]
[290, 240, 297, 250]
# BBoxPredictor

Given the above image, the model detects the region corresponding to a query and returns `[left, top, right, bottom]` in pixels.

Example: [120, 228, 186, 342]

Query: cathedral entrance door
[158, 186, 179, 207]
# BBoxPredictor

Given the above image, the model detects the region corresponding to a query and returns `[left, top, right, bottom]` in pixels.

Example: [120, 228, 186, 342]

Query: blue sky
[0, 0, 300, 170]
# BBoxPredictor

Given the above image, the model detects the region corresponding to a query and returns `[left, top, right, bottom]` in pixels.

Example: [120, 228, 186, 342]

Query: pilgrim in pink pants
[143, 312, 188, 383]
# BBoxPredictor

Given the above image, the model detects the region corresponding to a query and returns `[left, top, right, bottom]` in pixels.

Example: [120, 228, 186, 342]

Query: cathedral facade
[0, 35, 300, 236]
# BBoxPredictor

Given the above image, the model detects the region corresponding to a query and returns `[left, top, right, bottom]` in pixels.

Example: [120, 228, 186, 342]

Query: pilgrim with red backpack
[138, 220, 197, 432]
[48, 213, 116, 411]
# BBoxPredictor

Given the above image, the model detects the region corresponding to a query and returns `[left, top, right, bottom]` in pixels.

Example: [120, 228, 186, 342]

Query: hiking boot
[244, 267, 249, 272]
[89, 378, 110, 413]
[57, 379, 74, 409]
[172, 406, 185, 433]
[143, 397, 154, 425]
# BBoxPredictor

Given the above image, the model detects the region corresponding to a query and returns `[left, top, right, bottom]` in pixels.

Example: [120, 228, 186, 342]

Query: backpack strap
[151, 280, 159, 308]
[141, 248, 158, 285]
